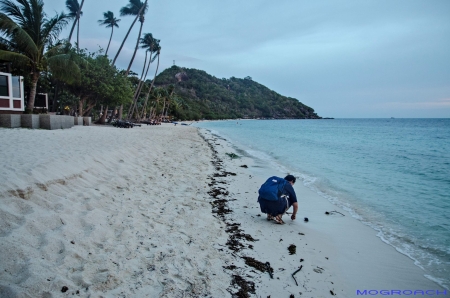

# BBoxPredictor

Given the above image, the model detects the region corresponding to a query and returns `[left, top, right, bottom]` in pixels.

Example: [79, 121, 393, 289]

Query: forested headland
[155, 66, 321, 120]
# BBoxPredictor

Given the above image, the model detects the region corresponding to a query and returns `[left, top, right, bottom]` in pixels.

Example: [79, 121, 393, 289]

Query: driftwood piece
[265, 262, 273, 279]
[325, 210, 345, 216]
[292, 265, 303, 286]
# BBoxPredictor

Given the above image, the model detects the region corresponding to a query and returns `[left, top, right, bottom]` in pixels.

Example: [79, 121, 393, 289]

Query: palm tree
[137, 33, 159, 88]
[139, 43, 160, 119]
[113, 0, 147, 120]
[127, 33, 159, 119]
[65, 0, 84, 49]
[112, 0, 147, 67]
[0, 0, 80, 112]
[160, 85, 174, 122]
[98, 11, 120, 56]
[124, 0, 149, 76]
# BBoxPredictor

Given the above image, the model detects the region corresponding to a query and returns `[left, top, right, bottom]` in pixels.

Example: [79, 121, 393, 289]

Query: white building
[0, 72, 24, 113]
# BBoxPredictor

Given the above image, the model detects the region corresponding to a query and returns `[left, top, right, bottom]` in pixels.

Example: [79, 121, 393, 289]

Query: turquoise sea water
[193, 119, 450, 289]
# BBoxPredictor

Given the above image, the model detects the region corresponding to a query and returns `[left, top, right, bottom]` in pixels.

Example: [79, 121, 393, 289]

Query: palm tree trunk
[127, 51, 148, 119]
[164, 101, 170, 122]
[76, 16, 80, 50]
[106, 26, 114, 55]
[160, 99, 166, 121]
[152, 98, 160, 120]
[130, 50, 153, 120]
[136, 51, 153, 98]
[125, 20, 144, 76]
[139, 53, 159, 119]
[68, 20, 77, 43]
[111, 15, 138, 66]
[112, 0, 147, 66]
[26, 72, 40, 112]
[77, 0, 84, 50]
[68, 0, 84, 45]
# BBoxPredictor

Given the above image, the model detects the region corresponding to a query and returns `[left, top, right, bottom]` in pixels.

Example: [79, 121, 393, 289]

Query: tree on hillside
[65, 0, 84, 50]
[112, 0, 147, 67]
[98, 11, 120, 56]
[0, 0, 80, 112]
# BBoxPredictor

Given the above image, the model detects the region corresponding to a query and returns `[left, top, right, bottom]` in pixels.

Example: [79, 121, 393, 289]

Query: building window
[12, 76, 21, 98]
[0, 75, 9, 97]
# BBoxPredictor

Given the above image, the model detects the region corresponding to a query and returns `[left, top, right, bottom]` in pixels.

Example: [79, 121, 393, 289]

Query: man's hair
[284, 175, 296, 183]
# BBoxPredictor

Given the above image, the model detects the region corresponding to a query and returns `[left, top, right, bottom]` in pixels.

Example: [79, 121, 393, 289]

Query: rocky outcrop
[175, 72, 189, 82]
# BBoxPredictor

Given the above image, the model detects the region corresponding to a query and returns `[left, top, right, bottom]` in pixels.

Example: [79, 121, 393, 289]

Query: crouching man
[258, 175, 298, 224]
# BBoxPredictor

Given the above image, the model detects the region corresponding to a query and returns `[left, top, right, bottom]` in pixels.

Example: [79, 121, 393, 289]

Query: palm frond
[0, 0, 26, 26]
[41, 12, 68, 46]
[0, 13, 38, 57]
[22, 0, 44, 38]
[0, 49, 32, 68]
[65, 0, 79, 18]
[98, 11, 120, 28]
[120, 0, 147, 17]
[0, 36, 15, 49]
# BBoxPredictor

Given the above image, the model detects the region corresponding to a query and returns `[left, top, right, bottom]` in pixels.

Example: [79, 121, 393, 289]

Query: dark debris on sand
[241, 256, 273, 275]
[200, 132, 266, 298]
[288, 244, 297, 255]
[230, 275, 256, 298]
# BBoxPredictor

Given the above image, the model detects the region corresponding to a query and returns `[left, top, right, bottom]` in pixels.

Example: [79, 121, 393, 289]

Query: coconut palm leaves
[0, 0, 79, 112]
[98, 11, 120, 56]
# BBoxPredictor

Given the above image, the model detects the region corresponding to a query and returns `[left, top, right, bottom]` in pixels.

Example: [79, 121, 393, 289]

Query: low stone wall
[0, 114, 21, 128]
[74, 117, 83, 125]
[62, 115, 74, 129]
[0, 114, 91, 130]
[21, 114, 40, 129]
[83, 117, 91, 126]
[39, 114, 62, 130]
[40, 115, 75, 130]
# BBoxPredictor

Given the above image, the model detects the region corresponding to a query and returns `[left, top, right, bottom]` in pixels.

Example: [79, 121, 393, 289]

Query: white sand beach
[0, 124, 445, 297]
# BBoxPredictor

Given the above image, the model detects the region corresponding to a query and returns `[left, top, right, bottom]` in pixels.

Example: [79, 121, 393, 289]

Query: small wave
[424, 275, 449, 290]
[245, 149, 274, 162]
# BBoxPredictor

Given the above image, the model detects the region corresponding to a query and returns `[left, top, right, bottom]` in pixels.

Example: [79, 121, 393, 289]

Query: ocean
[193, 118, 450, 289]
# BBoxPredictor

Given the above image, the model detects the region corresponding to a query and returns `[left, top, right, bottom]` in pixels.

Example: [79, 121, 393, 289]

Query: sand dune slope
[0, 125, 231, 297]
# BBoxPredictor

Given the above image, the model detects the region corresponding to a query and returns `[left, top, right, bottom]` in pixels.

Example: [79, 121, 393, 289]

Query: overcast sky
[42, 0, 450, 118]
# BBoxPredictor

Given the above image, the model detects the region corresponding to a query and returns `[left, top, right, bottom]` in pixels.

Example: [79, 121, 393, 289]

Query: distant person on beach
[258, 175, 298, 224]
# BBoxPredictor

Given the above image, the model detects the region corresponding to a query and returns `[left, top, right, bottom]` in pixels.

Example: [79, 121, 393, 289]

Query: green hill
[155, 66, 321, 120]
